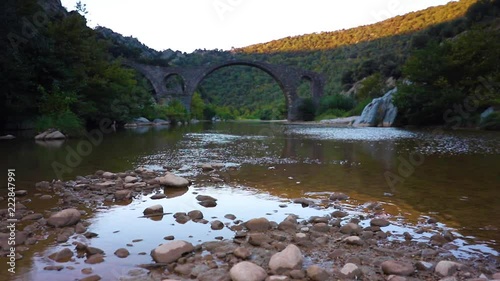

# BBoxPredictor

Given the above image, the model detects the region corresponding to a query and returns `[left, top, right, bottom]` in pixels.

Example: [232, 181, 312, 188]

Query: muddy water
[1, 122, 499, 280]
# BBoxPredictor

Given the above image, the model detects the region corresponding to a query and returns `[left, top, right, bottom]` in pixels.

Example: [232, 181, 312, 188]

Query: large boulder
[0, 135, 15, 140]
[151, 240, 194, 263]
[157, 173, 189, 188]
[230, 261, 267, 281]
[245, 217, 271, 232]
[269, 244, 303, 274]
[47, 208, 81, 227]
[354, 88, 398, 127]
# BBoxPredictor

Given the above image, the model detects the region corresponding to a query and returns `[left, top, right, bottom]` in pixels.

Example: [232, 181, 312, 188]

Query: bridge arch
[123, 59, 325, 121]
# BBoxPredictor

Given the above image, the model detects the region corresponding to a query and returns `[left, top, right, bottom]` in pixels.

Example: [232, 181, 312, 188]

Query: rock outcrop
[354, 88, 398, 127]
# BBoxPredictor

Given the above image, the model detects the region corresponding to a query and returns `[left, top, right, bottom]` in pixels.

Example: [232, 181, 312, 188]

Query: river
[1, 122, 499, 280]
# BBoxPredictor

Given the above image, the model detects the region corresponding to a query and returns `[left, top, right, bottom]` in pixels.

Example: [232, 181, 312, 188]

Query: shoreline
[1, 166, 499, 281]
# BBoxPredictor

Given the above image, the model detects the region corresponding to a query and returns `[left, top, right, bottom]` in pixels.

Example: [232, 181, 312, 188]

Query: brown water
[1, 122, 499, 280]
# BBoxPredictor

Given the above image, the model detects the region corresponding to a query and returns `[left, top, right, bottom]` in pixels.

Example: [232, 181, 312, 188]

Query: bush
[318, 94, 355, 115]
[36, 111, 85, 136]
[315, 109, 349, 121]
[298, 98, 316, 121]
[356, 73, 385, 101]
[480, 112, 500, 130]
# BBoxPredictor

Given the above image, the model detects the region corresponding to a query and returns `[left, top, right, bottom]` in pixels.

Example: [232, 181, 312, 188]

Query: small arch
[164, 73, 185, 95]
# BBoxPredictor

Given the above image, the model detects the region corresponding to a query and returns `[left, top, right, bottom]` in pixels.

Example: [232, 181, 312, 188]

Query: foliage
[356, 73, 386, 101]
[0, 1, 155, 130]
[318, 94, 355, 115]
[315, 109, 349, 121]
[190, 92, 205, 120]
[349, 98, 372, 116]
[35, 111, 84, 136]
[480, 112, 500, 130]
[394, 27, 500, 126]
[298, 98, 316, 121]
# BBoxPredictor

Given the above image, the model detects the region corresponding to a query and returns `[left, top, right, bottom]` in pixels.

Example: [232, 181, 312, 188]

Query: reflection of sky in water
[287, 127, 500, 155]
[287, 127, 418, 141]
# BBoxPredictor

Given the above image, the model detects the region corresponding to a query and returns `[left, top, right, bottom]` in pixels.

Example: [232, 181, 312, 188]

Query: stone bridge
[124, 60, 325, 121]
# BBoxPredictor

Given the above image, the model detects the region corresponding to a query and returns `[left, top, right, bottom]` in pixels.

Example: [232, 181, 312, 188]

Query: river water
[1, 122, 499, 280]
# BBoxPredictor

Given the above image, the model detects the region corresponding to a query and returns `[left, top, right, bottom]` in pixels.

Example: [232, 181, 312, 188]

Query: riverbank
[1, 165, 499, 281]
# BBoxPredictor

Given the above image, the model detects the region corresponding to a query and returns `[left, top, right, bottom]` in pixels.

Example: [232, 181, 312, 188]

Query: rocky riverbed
[0, 166, 499, 281]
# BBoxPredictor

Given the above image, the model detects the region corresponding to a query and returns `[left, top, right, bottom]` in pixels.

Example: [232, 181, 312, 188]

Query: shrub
[480, 112, 500, 130]
[35, 111, 84, 136]
[318, 94, 355, 115]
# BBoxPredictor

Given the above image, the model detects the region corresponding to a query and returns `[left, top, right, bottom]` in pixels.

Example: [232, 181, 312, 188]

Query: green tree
[190, 92, 205, 120]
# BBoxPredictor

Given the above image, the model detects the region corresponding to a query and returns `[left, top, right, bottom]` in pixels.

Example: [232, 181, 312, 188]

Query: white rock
[435, 261, 463, 277]
[102, 172, 116, 179]
[157, 173, 189, 188]
[124, 176, 138, 183]
[143, 204, 163, 215]
[230, 261, 267, 281]
[269, 244, 303, 274]
[0, 135, 15, 140]
[45, 130, 66, 139]
[151, 241, 194, 263]
[341, 263, 362, 279]
[47, 208, 81, 227]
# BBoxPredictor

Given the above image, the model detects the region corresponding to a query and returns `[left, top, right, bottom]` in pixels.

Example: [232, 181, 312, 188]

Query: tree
[191, 92, 205, 120]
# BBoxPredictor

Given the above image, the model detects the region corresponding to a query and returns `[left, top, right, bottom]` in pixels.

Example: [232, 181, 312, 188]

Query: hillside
[172, 0, 499, 124]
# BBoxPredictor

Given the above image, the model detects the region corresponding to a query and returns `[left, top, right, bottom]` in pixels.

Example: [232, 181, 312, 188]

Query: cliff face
[37, 0, 67, 16]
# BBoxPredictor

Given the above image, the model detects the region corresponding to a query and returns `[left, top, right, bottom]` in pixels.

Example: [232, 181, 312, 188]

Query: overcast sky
[60, 0, 454, 53]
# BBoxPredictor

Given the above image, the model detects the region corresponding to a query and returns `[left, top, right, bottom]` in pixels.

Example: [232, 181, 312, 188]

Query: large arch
[123, 59, 325, 121]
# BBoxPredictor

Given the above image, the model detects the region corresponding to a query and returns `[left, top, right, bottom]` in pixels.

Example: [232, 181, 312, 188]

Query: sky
[60, 0, 455, 53]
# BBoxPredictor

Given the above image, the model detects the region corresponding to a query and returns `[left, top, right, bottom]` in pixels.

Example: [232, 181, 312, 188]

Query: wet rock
[387, 276, 407, 281]
[311, 223, 330, 233]
[196, 195, 217, 201]
[431, 234, 449, 246]
[266, 276, 290, 281]
[224, 214, 236, 220]
[79, 275, 101, 281]
[114, 248, 130, 258]
[435, 261, 463, 277]
[157, 173, 189, 188]
[381, 260, 415, 276]
[150, 193, 166, 200]
[340, 263, 362, 279]
[102, 172, 116, 179]
[289, 270, 306, 279]
[86, 246, 104, 256]
[269, 244, 303, 274]
[15, 190, 28, 196]
[75, 223, 87, 234]
[340, 223, 362, 235]
[44, 265, 64, 271]
[278, 220, 296, 232]
[0, 134, 15, 140]
[174, 263, 193, 275]
[84, 232, 98, 239]
[49, 248, 74, 262]
[85, 254, 104, 264]
[443, 230, 455, 241]
[143, 204, 163, 216]
[164, 235, 175, 240]
[39, 195, 53, 200]
[416, 261, 434, 271]
[248, 233, 271, 246]
[331, 210, 348, 218]
[230, 261, 267, 281]
[151, 240, 194, 263]
[124, 176, 138, 183]
[211, 220, 224, 230]
[47, 208, 81, 228]
[344, 236, 363, 246]
[245, 217, 271, 232]
[188, 210, 204, 220]
[330, 192, 349, 201]
[198, 200, 217, 208]
[370, 218, 390, 227]
[293, 198, 314, 207]
[201, 164, 215, 172]
[36, 181, 51, 189]
[306, 265, 329, 281]
[234, 247, 251, 259]
[198, 268, 230, 281]
[114, 190, 132, 201]
[22, 213, 43, 221]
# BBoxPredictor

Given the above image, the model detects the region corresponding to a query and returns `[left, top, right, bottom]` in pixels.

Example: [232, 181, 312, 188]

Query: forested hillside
[174, 0, 499, 123]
